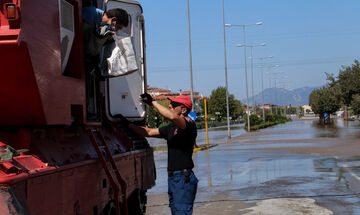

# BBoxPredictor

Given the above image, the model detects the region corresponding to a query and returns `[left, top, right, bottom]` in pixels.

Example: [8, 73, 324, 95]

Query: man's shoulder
[186, 118, 195, 126]
[184, 117, 197, 130]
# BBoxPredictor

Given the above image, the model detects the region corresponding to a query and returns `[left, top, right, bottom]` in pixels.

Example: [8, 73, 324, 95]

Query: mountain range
[241, 86, 321, 106]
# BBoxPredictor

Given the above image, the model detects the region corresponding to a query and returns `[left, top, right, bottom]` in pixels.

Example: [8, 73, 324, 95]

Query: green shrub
[245, 114, 291, 131]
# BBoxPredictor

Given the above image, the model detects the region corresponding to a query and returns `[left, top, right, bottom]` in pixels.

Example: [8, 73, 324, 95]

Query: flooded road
[146, 119, 360, 215]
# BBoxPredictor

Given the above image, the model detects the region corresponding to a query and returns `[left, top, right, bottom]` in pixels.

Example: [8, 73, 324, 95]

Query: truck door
[105, 0, 146, 121]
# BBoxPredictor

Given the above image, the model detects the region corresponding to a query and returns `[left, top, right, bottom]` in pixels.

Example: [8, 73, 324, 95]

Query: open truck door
[104, 0, 147, 121]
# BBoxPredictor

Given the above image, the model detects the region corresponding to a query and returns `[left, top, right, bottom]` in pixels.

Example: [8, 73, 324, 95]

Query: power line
[148, 56, 359, 73]
[147, 29, 360, 46]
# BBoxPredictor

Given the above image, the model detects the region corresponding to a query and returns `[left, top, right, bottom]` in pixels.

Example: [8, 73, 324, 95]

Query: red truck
[0, 0, 156, 214]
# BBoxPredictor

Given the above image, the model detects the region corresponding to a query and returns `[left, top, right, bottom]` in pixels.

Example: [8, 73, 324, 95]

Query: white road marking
[239, 198, 333, 215]
[335, 156, 360, 181]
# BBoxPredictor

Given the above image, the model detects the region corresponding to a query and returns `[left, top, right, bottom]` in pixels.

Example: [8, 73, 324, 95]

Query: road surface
[146, 119, 360, 214]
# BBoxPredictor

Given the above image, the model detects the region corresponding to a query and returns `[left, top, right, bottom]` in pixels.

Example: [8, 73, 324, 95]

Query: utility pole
[226, 22, 263, 131]
[222, 0, 231, 139]
[255, 57, 274, 122]
[186, 0, 194, 109]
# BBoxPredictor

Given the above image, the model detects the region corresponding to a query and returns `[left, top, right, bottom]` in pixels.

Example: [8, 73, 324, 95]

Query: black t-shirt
[159, 117, 197, 171]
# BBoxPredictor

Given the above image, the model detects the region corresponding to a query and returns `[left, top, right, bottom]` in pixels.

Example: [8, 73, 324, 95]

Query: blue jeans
[168, 171, 198, 215]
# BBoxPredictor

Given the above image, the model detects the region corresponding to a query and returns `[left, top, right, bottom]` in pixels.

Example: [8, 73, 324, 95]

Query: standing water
[146, 119, 360, 215]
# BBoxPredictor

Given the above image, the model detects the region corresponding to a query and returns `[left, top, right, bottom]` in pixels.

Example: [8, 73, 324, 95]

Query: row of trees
[309, 60, 360, 117]
[147, 87, 244, 128]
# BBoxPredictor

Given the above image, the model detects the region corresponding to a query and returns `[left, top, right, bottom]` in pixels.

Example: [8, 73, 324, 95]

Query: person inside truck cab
[82, 6, 129, 57]
[82, 7, 129, 119]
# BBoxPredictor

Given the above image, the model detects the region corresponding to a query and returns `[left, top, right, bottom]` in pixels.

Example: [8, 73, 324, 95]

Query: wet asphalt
[145, 119, 360, 215]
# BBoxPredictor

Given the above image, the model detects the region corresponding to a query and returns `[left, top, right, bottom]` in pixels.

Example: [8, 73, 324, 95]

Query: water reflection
[311, 119, 360, 139]
[312, 120, 340, 138]
[147, 123, 246, 151]
[313, 157, 337, 172]
[313, 155, 360, 195]
[205, 150, 212, 191]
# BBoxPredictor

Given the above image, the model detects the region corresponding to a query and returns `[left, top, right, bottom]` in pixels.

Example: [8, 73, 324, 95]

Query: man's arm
[139, 93, 186, 129]
[152, 101, 186, 130]
[128, 124, 162, 138]
[117, 114, 162, 138]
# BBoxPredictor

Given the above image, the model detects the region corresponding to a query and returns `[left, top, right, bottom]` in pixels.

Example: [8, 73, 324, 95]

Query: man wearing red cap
[121, 92, 198, 215]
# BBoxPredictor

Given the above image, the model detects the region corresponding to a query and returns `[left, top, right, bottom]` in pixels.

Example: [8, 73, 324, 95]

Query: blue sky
[139, 0, 360, 99]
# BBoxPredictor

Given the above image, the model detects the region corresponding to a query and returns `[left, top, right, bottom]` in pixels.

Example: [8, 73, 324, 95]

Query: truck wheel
[128, 189, 147, 215]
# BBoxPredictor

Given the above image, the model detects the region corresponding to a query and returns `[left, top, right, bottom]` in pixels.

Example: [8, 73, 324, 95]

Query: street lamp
[284, 79, 292, 116]
[186, 0, 194, 109]
[225, 22, 263, 27]
[265, 65, 280, 114]
[266, 71, 272, 114]
[237, 43, 266, 113]
[255, 58, 276, 122]
[278, 76, 289, 116]
[226, 21, 263, 132]
[222, 0, 231, 139]
[273, 71, 284, 114]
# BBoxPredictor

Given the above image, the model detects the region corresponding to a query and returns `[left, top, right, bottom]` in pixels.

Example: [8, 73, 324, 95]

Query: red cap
[169, 95, 192, 110]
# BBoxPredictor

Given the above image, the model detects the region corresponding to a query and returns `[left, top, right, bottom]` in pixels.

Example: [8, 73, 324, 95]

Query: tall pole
[285, 90, 288, 116]
[243, 26, 250, 132]
[282, 82, 288, 116]
[186, 0, 194, 109]
[279, 85, 284, 115]
[260, 58, 265, 122]
[281, 85, 284, 115]
[222, 0, 231, 139]
[274, 74, 278, 114]
[283, 84, 287, 116]
[268, 71, 272, 114]
[250, 46, 255, 114]
[226, 22, 262, 131]
[280, 84, 283, 115]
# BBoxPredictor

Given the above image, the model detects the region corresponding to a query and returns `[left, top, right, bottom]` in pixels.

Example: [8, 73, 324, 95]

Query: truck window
[122, 15, 132, 36]
[105, 2, 146, 120]
[59, 0, 75, 74]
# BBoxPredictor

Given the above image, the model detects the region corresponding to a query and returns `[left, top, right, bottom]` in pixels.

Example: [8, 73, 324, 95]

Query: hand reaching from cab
[140, 93, 153, 106]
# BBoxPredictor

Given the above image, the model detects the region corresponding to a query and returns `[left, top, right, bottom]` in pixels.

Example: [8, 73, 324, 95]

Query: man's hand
[117, 114, 130, 127]
[140, 93, 153, 106]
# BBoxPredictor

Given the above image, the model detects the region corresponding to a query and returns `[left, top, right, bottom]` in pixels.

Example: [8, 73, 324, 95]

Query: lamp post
[237, 43, 266, 114]
[279, 76, 288, 116]
[255, 59, 277, 122]
[186, 0, 194, 109]
[226, 22, 263, 132]
[277, 81, 285, 115]
[274, 73, 278, 114]
[265, 65, 280, 114]
[273, 71, 284, 114]
[222, 0, 231, 139]
[284, 80, 293, 116]
[266, 71, 272, 114]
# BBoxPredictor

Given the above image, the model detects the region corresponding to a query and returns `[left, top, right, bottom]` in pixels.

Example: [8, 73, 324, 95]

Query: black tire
[127, 189, 147, 215]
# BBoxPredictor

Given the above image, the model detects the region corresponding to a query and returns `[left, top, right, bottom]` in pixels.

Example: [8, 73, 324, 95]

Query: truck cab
[0, 0, 155, 214]
[0, 0, 148, 126]
[63, 0, 148, 124]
